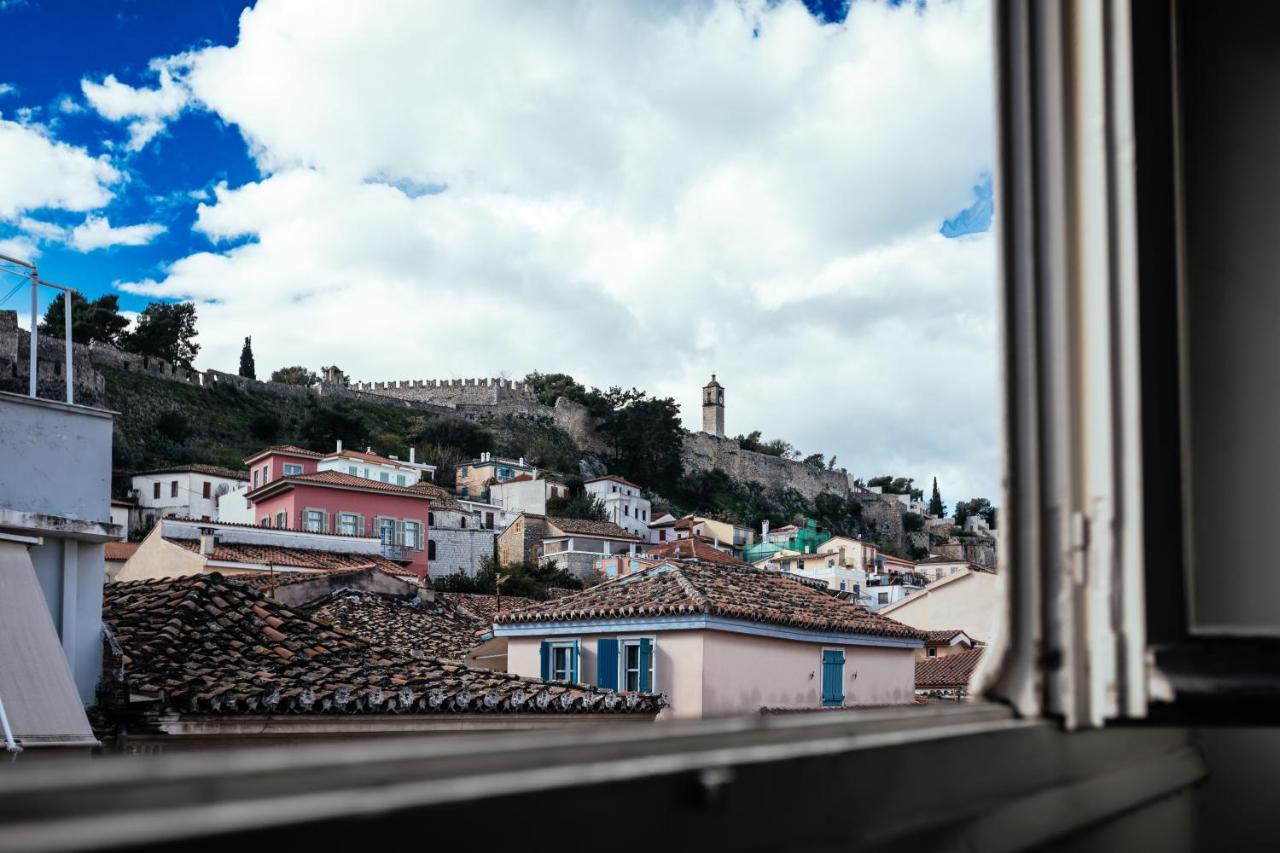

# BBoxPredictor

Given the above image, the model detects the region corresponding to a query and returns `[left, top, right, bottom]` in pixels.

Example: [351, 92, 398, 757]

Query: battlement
[347, 376, 536, 406]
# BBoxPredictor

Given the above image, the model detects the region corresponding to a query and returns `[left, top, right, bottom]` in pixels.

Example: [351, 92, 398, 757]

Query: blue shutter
[570, 640, 580, 684]
[539, 641, 550, 681]
[597, 639, 619, 690]
[822, 649, 845, 707]
[638, 638, 654, 692]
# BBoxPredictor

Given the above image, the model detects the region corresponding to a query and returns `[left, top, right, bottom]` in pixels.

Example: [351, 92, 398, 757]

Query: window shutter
[597, 639, 619, 690]
[822, 650, 845, 707]
[638, 638, 654, 692]
[539, 641, 550, 681]
[570, 640, 580, 684]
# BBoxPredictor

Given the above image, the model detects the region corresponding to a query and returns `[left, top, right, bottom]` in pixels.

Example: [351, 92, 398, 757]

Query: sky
[0, 0, 999, 504]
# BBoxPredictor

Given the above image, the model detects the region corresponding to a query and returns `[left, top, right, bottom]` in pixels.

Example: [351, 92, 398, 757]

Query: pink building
[495, 561, 923, 719]
[243, 446, 434, 578]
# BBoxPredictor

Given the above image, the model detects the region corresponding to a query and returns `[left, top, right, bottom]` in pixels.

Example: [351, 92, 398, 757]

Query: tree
[238, 336, 256, 379]
[523, 372, 591, 407]
[270, 365, 320, 385]
[803, 452, 826, 469]
[867, 475, 915, 495]
[928, 477, 946, 518]
[547, 489, 608, 521]
[38, 291, 129, 346]
[954, 497, 994, 530]
[121, 301, 200, 367]
[597, 394, 684, 494]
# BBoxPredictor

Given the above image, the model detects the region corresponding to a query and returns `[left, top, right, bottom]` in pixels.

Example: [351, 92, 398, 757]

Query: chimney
[198, 527, 217, 557]
[518, 457, 525, 466]
[336, 439, 343, 453]
[409, 448, 416, 464]
[762, 519, 770, 539]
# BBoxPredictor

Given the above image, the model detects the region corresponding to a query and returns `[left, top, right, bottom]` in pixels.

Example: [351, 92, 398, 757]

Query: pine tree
[239, 336, 256, 379]
[928, 477, 946, 518]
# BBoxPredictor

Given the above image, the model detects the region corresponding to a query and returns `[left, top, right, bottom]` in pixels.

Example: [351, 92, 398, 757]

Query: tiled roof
[132, 463, 249, 481]
[248, 470, 435, 499]
[644, 537, 750, 567]
[915, 647, 985, 688]
[437, 592, 540, 623]
[165, 537, 407, 571]
[110, 497, 135, 507]
[309, 591, 488, 661]
[924, 629, 971, 645]
[104, 541, 140, 562]
[916, 555, 971, 565]
[102, 574, 664, 716]
[229, 564, 411, 591]
[244, 445, 324, 463]
[583, 474, 643, 490]
[496, 561, 925, 641]
[329, 448, 419, 469]
[547, 516, 640, 541]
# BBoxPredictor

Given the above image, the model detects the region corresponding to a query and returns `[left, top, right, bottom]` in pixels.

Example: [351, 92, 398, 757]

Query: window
[337, 513, 359, 536]
[427, 540, 436, 560]
[821, 649, 845, 708]
[275, 511, 287, 529]
[928, 648, 938, 658]
[377, 517, 397, 545]
[428, 512, 434, 527]
[659, 529, 667, 541]
[485, 512, 494, 529]
[620, 639, 654, 693]
[624, 505, 629, 517]
[348, 465, 358, 475]
[839, 580, 847, 592]
[460, 516, 467, 529]
[303, 509, 324, 533]
[403, 520, 422, 549]
[379, 472, 390, 483]
[202, 481, 211, 499]
[541, 641, 578, 683]
[153, 482, 160, 499]
[283, 463, 303, 476]
[396, 474, 406, 486]
[877, 592, 888, 605]
[259, 517, 269, 527]
[170, 481, 178, 498]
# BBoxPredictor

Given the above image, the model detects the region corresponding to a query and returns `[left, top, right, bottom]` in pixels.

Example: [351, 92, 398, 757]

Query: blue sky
[0, 0, 997, 500]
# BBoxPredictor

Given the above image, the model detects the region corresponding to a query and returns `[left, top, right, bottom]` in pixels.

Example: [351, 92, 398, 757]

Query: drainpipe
[0, 692, 22, 753]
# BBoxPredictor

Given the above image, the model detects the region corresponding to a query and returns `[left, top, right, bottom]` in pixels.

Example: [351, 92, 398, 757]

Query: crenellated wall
[348, 376, 538, 407]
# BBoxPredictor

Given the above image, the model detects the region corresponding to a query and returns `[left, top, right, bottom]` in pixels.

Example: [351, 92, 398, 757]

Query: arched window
[428, 512, 435, 527]
[461, 516, 467, 528]
[428, 540, 436, 560]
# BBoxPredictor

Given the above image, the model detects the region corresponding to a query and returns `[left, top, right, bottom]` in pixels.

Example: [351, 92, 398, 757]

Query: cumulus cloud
[81, 61, 189, 151]
[118, 0, 1000, 498]
[69, 215, 165, 251]
[0, 118, 119, 220]
[0, 83, 16, 97]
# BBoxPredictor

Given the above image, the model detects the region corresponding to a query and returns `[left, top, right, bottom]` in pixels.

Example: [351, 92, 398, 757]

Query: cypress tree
[928, 477, 945, 518]
[239, 336, 256, 379]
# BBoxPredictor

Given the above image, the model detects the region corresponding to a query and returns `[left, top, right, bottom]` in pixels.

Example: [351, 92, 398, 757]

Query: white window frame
[302, 508, 326, 533]
[617, 636, 655, 694]
[548, 642, 575, 683]
[275, 511, 287, 529]
[283, 463, 303, 476]
[336, 512, 361, 537]
[402, 519, 422, 550]
[375, 516, 398, 545]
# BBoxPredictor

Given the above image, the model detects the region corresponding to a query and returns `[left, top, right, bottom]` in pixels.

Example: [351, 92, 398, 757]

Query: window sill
[0, 704, 1203, 851]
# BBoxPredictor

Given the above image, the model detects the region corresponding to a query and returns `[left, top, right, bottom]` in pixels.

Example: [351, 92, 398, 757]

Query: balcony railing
[381, 543, 411, 562]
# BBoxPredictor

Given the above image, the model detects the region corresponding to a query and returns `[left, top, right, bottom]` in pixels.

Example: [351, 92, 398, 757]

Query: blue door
[821, 649, 845, 707]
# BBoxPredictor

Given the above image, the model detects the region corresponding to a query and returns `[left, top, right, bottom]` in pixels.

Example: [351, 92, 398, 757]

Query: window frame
[617, 636, 655, 694]
[548, 642, 575, 683]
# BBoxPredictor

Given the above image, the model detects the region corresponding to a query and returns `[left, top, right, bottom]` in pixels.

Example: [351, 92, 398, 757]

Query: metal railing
[1, 253, 78, 405]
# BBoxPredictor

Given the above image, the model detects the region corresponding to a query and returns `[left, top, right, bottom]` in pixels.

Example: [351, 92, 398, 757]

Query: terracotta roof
[229, 564, 411, 591]
[104, 541, 140, 562]
[496, 561, 925, 641]
[309, 591, 489, 661]
[547, 516, 640, 541]
[328, 448, 419, 469]
[437, 592, 540, 623]
[244, 445, 324, 463]
[132, 464, 249, 481]
[915, 647, 985, 688]
[165, 537, 408, 571]
[644, 537, 750, 567]
[110, 497, 135, 507]
[583, 474, 643, 490]
[924, 629, 971, 645]
[246, 470, 435, 500]
[916, 555, 972, 565]
[102, 574, 664, 716]
[500, 473, 537, 484]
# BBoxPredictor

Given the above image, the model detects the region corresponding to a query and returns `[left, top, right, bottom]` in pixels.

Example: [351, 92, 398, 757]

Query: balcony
[380, 543, 411, 562]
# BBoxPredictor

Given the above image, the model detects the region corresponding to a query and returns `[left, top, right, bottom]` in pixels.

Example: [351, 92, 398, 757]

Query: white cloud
[17, 216, 66, 241]
[81, 61, 189, 151]
[0, 234, 39, 262]
[0, 118, 119, 220]
[119, 0, 1000, 499]
[69, 215, 165, 251]
[0, 83, 16, 98]
[56, 94, 84, 114]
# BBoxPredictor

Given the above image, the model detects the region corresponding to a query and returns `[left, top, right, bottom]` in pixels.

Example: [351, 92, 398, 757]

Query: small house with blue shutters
[494, 561, 925, 719]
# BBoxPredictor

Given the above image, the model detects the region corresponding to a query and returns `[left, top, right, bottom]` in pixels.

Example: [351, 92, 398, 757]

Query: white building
[583, 475, 651, 539]
[320, 441, 433, 485]
[130, 464, 250, 529]
[215, 483, 254, 525]
[458, 498, 515, 532]
[648, 511, 678, 543]
[488, 474, 569, 517]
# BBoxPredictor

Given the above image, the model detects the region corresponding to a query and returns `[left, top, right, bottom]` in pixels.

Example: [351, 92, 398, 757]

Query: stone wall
[680, 432, 854, 501]
[930, 539, 997, 568]
[349, 376, 538, 407]
[430, 528, 496, 578]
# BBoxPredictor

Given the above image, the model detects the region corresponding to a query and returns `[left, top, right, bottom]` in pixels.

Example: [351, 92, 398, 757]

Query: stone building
[702, 374, 725, 437]
[426, 490, 496, 579]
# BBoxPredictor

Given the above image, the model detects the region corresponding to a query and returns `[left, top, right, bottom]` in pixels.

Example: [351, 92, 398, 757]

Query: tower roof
[703, 373, 723, 389]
